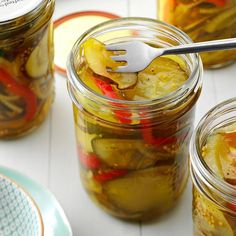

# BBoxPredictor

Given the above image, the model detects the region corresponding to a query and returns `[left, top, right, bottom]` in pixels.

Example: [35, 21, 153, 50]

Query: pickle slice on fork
[82, 38, 137, 89]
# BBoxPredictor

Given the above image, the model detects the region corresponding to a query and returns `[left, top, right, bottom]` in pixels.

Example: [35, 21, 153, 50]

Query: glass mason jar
[0, 0, 55, 139]
[158, 0, 236, 68]
[67, 17, 203, 220]
[190, 98, 236, 236]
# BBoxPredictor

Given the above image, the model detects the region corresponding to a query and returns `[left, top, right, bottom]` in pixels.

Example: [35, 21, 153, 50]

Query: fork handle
[162, 38, 236, 55]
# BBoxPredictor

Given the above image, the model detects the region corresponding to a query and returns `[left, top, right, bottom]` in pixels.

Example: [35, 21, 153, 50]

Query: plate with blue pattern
[0, 166, 72, 236]
[0, 174, 43, 236]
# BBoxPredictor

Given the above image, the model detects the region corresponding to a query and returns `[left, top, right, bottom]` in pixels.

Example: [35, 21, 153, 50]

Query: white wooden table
[1, 0, 236, 235]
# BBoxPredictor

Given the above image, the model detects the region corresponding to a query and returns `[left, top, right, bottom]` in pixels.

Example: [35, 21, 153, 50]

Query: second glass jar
[67, 17, 203, 220]
[0, 0, 55, 139]
[158, 0, 236, 68]
[190, 98, 236, 235]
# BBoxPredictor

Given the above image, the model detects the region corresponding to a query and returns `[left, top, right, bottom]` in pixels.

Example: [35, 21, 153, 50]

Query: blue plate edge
[0, 166, 73, 236]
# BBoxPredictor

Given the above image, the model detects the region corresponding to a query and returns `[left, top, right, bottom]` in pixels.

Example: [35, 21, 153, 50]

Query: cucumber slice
[92, 138, 172, 169]
[76, 113, 140, 138]
[203, 125, 236, 182]
[25, 30, 49, 78]
[82, 38, 137, 89]
[133, 57, 188, 100]
[193, 187, 234, 236]
[103, 166, 174, 214]
[83, 38, 117, 78]
[204, 6, 236, 33]
[80, 168, 102, 194]
[203, 133, 225, 178]
[75, 126, 97, 153]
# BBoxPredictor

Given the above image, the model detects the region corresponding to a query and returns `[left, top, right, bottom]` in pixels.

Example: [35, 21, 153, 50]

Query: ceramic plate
[0, 174, 43, 236]
[0, 166, 72, 236]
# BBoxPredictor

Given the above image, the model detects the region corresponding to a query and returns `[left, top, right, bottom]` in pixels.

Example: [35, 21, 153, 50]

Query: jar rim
[67, 17, 202, 109]
[190, 97, 236, 207]
[0, 0, 52, 30]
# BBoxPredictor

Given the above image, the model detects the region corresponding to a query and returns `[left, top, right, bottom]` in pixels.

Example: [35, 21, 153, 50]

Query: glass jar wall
[190, 98, 236, 235]
[0, 0, 55, 139]
[158, 0, 236, 68]
[67, 17, 202, 220]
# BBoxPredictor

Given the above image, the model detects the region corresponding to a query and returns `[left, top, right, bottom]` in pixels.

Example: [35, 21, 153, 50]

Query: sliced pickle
[82, 38, 137, 89]
[83, 38, 116, 78]
[78, 67, 103, 94]
[203, 126, 236, 182]
[219, 131, 236, 182]
[202, 133, 225, 177]
[174, 1, 204, 27]
[25, 30, 49, 78]
[72, 83, 118, 124]
[204, 6, 236, 33]
[76, 112, 140, 138]
[131, 57, 188, 100]
[75, 126, 98, 153]
[80, 168, 102, 194]
[92, 138, 171, 169]
[112, 73, 137, 90]
[103, 166, 174, 214]
[193, 188, 234, 236]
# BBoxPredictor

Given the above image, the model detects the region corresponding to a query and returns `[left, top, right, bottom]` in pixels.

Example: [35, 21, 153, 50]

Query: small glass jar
[158, 0, 236, 68]
[0, 0, 55, 139]
[67, 17, 202, 220]
[190, 98, 236, 236]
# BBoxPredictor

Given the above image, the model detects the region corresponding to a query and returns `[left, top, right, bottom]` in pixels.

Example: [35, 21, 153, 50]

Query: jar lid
[0, 0, 43, 22]
[54, 11, 120, 76]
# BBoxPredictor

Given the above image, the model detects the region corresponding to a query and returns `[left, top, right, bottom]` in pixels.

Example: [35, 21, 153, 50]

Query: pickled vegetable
[0, 3, 54, 138]
[74, 37, 199, 220]
[103, 166, 174, 216]
[130, 56, 188, 100]
[193, 122, 236, 235]
[159, 0, 236, 68]
[92, 138, 172, 169]
[83, 38, 137, 89]
[193, 187, 234, 236]
[25, 30, 50, 78]
[203, 123, 236, 182]
[79, 38, 189, 102]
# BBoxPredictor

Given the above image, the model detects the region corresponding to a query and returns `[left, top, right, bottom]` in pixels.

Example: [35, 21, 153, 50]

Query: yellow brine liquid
[158, 0, 236, 68]
[72, 38, 200, 220]
[193, 122, 236, 236]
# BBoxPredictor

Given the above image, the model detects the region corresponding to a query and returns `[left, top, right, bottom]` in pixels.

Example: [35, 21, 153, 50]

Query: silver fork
[106, 38, 236, 72]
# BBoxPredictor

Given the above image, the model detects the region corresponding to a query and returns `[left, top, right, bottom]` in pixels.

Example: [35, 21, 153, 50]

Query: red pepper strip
[141, 125, 177, 146]
[78, 148, 101, 170]
[227, 203, 236, 212]
[0, 67, 37, 121]
[94, 78, 132, 124]
[93, 169, 128, 183]
[206, 0, 227, 7]
[222, 131, 236, 147]
[140, 113, 177, 147]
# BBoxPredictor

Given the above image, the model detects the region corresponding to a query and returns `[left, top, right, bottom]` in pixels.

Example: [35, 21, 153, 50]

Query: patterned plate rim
[0, 173, 44, 236]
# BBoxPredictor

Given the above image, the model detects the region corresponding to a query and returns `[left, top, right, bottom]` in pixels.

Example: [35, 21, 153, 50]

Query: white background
[0, 0, 236, 235]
